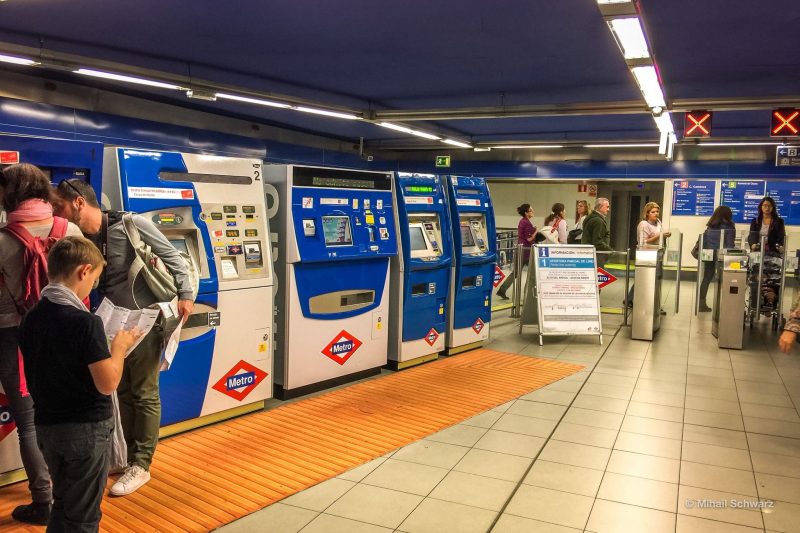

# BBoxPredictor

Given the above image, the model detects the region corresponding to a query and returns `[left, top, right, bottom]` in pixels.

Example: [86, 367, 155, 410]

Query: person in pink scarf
[0, 163, 82, 526]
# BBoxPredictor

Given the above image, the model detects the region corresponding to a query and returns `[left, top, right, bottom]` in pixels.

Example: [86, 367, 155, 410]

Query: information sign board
[720, 181, 766, 223]
[671, 180, 716, 216]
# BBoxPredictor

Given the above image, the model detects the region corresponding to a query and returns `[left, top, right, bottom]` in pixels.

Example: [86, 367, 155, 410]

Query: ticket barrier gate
[712, 251, 748, 349]
[631, 246, 664, 341]
[1, 135, 104, 486]
[104, 148, 274, 429]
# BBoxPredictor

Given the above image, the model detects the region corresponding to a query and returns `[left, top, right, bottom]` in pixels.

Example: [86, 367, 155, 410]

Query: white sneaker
[110, 465, 150, 496]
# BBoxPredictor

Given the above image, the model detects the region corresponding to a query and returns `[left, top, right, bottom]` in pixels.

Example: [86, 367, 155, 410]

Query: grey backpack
[120, 214, 199, 305]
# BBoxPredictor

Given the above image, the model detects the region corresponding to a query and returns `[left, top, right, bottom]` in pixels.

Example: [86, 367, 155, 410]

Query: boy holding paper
[18, 236, 140, 532]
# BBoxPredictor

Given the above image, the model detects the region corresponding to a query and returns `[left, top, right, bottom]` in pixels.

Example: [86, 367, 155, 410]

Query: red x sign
[771, 109, 800, 137]
[684, 111, 712, 137]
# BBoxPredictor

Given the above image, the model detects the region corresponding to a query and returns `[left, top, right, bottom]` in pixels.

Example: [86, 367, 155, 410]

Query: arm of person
[775, 219, 786, 251]
[747, 220, 759, 248]
[133, 215, 195, 319]
[84, 316, 140, 395]
[557, 219, 568, 244]
[524, 221, 536, 243]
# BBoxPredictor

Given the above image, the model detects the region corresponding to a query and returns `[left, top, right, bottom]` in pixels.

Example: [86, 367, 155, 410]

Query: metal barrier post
[778, 235, 788, 328]
[510, 244, 524, 318]
[756, 235, 766, 321]
[623, 248, 631, 326]
[695, 233, 704, 315]
[675, 232, 683, 312]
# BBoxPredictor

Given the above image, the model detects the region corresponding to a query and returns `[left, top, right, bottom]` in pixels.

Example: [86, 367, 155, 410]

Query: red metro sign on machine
[597, 267, 617, 289]
[321, 330, 363, 365]
[212, 360, 268, 402]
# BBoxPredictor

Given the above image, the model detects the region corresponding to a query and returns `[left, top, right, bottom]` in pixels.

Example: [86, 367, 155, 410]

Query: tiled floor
[218, 286, 800, 533]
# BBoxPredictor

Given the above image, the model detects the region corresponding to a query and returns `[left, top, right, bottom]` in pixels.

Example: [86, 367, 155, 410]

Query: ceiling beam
[371, 96, 800, 122]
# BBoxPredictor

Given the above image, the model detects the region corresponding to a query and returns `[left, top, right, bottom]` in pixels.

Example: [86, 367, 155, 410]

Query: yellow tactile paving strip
[0, 349, 583, 532]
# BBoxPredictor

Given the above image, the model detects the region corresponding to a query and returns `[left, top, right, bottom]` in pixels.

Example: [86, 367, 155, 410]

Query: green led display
[406, 186, 434, 193]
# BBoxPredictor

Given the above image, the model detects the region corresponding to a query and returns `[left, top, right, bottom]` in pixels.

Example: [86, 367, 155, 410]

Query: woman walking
[496, 203, 536, 300]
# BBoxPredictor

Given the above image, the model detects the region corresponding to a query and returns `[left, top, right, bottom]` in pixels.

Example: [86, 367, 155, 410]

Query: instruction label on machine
[534, 245, 602, 336]
[128, 186, 195, 200]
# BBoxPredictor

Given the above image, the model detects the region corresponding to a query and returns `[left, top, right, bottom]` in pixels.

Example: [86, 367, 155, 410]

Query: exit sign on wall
[435, 155, 451, 168]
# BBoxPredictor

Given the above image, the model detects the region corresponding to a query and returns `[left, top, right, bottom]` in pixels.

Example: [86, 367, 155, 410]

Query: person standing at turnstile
[627, 202, 670, 307]
[697, 206, 736, 312]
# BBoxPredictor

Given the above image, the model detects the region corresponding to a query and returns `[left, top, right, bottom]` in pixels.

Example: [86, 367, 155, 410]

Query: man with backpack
[0, 163, 85, 525]
[52, 179, 195, 497]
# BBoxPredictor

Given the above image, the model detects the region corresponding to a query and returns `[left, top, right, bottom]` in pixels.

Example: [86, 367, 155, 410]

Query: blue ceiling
[0, 0, 796, 145]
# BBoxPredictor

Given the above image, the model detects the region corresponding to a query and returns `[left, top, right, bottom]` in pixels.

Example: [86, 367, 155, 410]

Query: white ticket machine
[104, 148, 273, 429]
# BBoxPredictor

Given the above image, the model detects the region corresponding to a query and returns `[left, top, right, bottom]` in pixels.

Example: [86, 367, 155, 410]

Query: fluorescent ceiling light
[377, 122, 441, 140]
[74, 68, 183, 90]
[584, 143, 659, 148]
[473, 147, 492, 152]
[0, 53, 39, 66]
[442, 139, 473, 149]
[490, 145, 564, 149]
[597, 0, 631, 3]
[696, 142, 783, 147]
[631, 66, 666, 109]
[215, 92, 291, 108]
[608, 18, 650, 59]
[653, 112, 674, 134]
[294, 106, 360, 120]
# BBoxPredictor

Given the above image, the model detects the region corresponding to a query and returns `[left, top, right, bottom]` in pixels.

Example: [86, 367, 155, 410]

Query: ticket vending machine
[388, 173, 452, 368]
[264, 165, 397, 398]
[104, 148, 273, 429]
[444, 176, 496, 353]
[1, 135, 104, 486]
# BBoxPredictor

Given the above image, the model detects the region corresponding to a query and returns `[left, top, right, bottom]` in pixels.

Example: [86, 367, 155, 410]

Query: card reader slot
[411, 283, 428, 296]
[309, 290, 375, 314]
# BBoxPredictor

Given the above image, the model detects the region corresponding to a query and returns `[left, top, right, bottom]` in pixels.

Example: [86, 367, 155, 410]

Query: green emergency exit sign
[435, 155, 451, 168]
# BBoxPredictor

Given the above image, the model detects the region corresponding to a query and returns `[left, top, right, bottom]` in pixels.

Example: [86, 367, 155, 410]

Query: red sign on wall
[684, 111, 713, 137]
[0, 151, 20, 165]
[771, 109, 800, 137]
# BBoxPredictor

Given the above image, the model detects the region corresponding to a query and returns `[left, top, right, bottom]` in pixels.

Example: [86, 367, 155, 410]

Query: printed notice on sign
[128, 186, 195, 200]
[534, 245, 602, 337]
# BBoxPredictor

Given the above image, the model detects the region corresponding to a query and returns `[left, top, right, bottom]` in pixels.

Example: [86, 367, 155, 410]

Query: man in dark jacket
[581, 198, 611, 265]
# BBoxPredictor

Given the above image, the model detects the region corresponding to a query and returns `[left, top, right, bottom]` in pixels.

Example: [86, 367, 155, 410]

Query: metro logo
[472, 318, 485, 334]
[424, 328, 439, 346]
[212, 361, 268, 402]
[322, 330, 362, 365]
[0, 393, 16, 443]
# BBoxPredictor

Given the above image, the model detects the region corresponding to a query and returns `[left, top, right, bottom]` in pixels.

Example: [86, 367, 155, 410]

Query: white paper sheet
[95, 298, 160, 356]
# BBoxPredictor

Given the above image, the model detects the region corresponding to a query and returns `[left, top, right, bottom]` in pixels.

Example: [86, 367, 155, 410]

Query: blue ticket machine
[0, 135, 104, 485]
[444, 176, 496, 353]
[388, 173, 452, 368]
[104, 148, 274, 430]
[264, 165, 397, 399]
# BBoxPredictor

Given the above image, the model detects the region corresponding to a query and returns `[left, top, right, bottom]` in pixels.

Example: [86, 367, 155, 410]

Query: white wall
[488, 180, 596, 231]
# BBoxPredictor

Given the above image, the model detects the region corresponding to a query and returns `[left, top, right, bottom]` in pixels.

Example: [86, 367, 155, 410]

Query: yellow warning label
[258, 342, 267, 353]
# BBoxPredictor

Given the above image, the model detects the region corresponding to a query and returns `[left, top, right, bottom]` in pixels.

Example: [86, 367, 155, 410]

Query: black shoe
[12, 502, 51, 526]
[496, 291, 509, 300]
[699, 304, 712, 312]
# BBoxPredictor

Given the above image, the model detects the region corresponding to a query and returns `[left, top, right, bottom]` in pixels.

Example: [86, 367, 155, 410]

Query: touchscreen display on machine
[460, 221, 476, 247]
[322, 215, 353, 246]
[409, 226, 428, 252]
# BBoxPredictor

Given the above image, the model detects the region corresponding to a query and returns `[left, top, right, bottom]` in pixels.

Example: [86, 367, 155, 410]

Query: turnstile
[712, 251, 748, 349]
[631, 246, 664, 341]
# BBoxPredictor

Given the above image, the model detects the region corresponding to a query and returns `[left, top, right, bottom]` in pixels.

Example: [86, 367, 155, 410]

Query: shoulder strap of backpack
[1, 222, 36, 249]
[48, 216, 69, 239]
[121, 213, 143, 248]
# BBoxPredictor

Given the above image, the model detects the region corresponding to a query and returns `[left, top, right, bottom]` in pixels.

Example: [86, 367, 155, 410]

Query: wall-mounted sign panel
[671, 180, 716, 216]
[720, 181, 766, 223]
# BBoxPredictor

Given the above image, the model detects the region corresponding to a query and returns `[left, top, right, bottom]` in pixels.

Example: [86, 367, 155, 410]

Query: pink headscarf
[6, 199, 53, 222]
